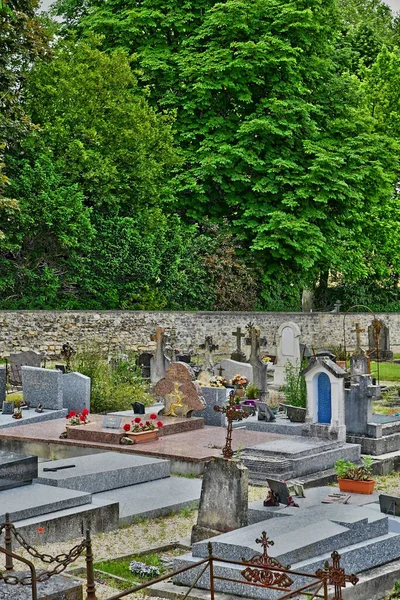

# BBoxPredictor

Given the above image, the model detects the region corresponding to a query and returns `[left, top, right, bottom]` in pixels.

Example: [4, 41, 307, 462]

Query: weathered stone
[217, 359, 253, 385]
[191, 457, 248, 543]
[0, 366, 6, 408]
[156, 362, 206, 417]
[9, 351, 42, 385]
[273, 321, 302, 386]
[350, 349, 369, 382]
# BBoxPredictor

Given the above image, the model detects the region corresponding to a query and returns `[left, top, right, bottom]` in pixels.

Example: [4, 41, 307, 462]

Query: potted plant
[122, 413, 163, 443]
[334, 456, 375, 494]
[66, 408, 90, 426]
[243, 383, 259, 409]
[231, 374, 248, 397]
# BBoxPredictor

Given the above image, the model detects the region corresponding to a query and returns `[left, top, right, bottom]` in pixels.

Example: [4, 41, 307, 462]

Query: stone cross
[214, 390, 253, 459]
[245, 324, 275, 422]
[217, 365, 225, 377]
[231, 327, 246, 362]
[353, 323, 365, 351]
[200, 336, 218, 373]
[165, 328, 177, 363]
[150, 327, 168, 384]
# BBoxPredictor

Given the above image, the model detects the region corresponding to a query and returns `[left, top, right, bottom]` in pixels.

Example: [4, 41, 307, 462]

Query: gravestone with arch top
[273, 322, 301, 387]
[302, 353, 347, 442]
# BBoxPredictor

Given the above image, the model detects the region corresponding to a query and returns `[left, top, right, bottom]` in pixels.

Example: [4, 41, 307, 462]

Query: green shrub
[245, 383, 259, 400]
[284, 362, 307, 408]
[71, 345, 152, 414]
[334, 456, 373, 481]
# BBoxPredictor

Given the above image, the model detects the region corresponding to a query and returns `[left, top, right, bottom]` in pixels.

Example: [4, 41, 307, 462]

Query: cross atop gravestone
[214, 390, 253, 459]
[245, 322, 267, 352]
[231, 327, 246, 362]
[353, 323, 365, 352]
[200, 335, 218, 374]
[217, 364, 225, 377]
[245, 323, 274, 421]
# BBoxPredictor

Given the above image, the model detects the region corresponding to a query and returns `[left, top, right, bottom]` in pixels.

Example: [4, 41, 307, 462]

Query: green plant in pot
[334, 456, 375, 494]
[245, 383, 259, 400]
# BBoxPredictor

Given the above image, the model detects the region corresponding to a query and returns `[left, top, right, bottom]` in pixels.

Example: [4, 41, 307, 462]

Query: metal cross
[200, 335, 218, 352]
[255, 531, 274, 557]
[217, 365, 225, 377]
[353, 323, 365, 350]
[214, 390, 253, 459]
[316, 551, 359, 599]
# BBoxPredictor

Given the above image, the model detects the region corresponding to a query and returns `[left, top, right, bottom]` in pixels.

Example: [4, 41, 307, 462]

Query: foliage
[329, 345, 350, 362]
[334, 456, 374, 481]
[70, 345, 152, 414]
[245, 383, 259, 400]
[284, 362, 307, 408]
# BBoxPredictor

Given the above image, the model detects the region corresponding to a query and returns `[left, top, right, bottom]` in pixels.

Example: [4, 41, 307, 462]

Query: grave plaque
[379, 494, 400, 517]
[2, 401, 14, 415]
[132, 402, 145, 414]
[265, 478, 299, 507]
[102, 416, 122, 429]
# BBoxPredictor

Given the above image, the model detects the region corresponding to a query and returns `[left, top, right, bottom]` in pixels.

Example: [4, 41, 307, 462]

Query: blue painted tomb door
[317, 373, 331, 424]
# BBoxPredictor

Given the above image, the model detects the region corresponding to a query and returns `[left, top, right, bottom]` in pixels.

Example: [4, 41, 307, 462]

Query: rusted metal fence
[1, 517, 358, 600]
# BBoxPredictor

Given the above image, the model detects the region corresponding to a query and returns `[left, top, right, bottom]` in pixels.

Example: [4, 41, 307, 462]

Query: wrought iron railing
[1, 518, 358, 600]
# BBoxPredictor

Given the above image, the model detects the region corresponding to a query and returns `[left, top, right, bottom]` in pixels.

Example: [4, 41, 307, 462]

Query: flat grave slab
[0, 450, 38, 480]
[35, 451, 171, 492]
[0, 407, 67, 430]
[93, 476, 202, 525]
[0, 574, 82, 600]
[66, 413, 204, 444]
[0, 483, 92, 522]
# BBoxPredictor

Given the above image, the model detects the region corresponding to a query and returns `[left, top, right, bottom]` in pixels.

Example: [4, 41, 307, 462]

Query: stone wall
[0, 310, 398, 359]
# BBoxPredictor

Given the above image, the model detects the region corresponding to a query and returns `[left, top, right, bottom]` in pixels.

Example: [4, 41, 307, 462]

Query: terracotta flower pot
[336, 360, 347, 370]
[337, 478, 375, 494]
[125, 429, 158, 444]
[235, 387, 245, 398]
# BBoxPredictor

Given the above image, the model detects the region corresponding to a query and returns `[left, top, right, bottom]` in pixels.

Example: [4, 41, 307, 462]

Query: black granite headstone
[132, 401, 145, 414]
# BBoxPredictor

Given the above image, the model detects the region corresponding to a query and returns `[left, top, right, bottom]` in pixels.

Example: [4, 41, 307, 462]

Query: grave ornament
[61, 342, 75, 373]
[246, 323, 275, 422]
[369, 319, 393, 361]
[156, 362, 206, 417]
[264, 478, 299, 508]
[1, 401, 14, 415]
[214, 390, 254, 459]
[132, 401, 145, 415]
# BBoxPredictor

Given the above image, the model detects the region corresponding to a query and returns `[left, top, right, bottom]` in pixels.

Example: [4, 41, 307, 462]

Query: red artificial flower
[145, 421, 150, 426]
[37, 527, 44, 534]
[82, 408, 89, 416]
[134, 417, 142, 424]
[79, 415, 86, 422]
[67, 410, 76, 418]
[123, 423, 131, 432]
[156, 421, 163, 428]
[150, 413, 157, 420]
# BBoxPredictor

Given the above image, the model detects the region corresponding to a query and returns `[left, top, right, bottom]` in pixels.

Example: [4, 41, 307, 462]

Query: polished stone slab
[35, 451, 171, 492]
[0, 450, 38, 480]
[0, 574, 82, 600]
[0, 407, 67, 430]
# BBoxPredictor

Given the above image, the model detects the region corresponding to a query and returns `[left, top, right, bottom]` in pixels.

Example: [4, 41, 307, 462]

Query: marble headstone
[21, 366, 63, 410]
[62, 372, 90, 413]
[216, 359, 253, 385]
[156, 362, 206, 417]
[10, 351, 42, 386]
[273, 322, 301, 386]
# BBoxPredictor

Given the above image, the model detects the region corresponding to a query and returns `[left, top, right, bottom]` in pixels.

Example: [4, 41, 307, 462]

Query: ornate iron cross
[241, 530, 293, 588]
[353, 323, 365, 351]
[316, 551, 359, 599]
[214, 390, 253, 459]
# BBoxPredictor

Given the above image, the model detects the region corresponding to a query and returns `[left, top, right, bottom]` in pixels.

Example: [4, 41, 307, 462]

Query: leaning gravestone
[9, 351, 42, 386]
[191, 457, 248, 543]
[156, 362, 206, 417]
[0, 366, 6, 408]
[273, 322, 301, 386]
[217, 359, 253, 385]
[21, 366, 63, 410]
[62, 372, 90, 413]
[369, 319, 393, 361]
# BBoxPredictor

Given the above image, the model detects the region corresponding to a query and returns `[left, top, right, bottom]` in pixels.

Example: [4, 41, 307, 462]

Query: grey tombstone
[9, 351, 42, 386]
[192, 386, 228, 426]
[345, 374, 380, 436]
[217, 359, 253, 385]
[62, 372, 90, 413]
[350, 349, 369, 383]
[369, 319, 393, 361]
[191, 457, 248, 544]
[246, 324, 275, 422]
[0, 366, 6, 408]
[21, 366, 63, 410]
[150, 327, 170, 384]
[231, 327, 247, 362]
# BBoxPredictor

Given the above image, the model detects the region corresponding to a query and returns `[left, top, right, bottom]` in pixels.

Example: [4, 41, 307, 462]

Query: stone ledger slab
[0, 574, 82, 600]
[0, 450, 38, 481]
[21, 366, 63, 410]
[35, 451, 171, 493]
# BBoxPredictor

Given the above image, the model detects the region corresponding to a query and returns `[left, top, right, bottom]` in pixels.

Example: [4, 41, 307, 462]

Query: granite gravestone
[21, 366, 63, 410]
[62, 372, 90, 413]
[9, 351, 42, 386]
[273, 322, 301, 386]
[156, 362, 206, 417]
[192, 386, 228, 426]
[191, 457, 248, 543]
[369, 319, 393, 361]
[231, 327, 247, 362]
[246, 324, 275, 422]
[345, 374, 380, 436]
[350, 349, 369, 383]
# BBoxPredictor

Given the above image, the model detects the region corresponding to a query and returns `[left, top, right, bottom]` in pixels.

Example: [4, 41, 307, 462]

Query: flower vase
[235, 387, 245, 398]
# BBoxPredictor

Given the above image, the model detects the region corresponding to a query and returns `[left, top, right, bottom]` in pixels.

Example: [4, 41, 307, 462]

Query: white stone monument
[273, 322, 301, 386]
[302, 356, 347, 442]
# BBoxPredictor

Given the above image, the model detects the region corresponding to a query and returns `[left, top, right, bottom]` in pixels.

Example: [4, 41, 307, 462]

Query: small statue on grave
[12, 408, 22, 420]
[164, 382, 186, 417]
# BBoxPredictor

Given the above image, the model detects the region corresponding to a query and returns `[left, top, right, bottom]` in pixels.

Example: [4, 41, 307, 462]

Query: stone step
[93, 475, 202, 525]
[0, 483, 92, 523]
[0, 450, 38, 481]
[0, 478, 31, 492]
[35, 451, 171, 493]
[0, 574, 82, 600]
